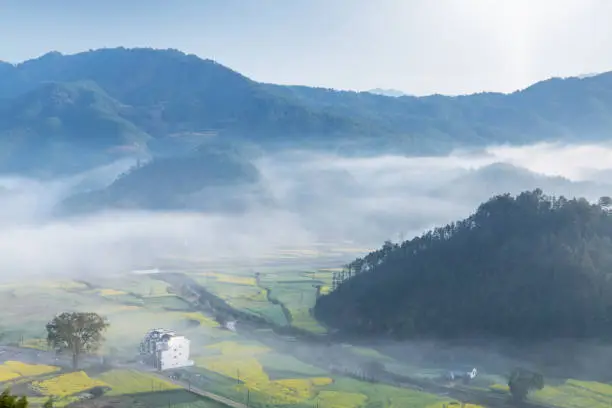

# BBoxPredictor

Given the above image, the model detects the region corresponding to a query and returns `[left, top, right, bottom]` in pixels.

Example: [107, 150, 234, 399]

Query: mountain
[366, 88, 409, 97]
[0, 80, 149, 176]
[58, 139, 267, 214]
[3, 48, 612, 175]
[429, 162, 610, 202]
[314, 190, 612, 341]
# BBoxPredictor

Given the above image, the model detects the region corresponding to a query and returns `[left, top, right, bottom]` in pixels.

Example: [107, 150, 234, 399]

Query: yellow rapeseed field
[197, 272, 256, 286]
[32, 371, 108, 397]
[489, 383, 509, 392]
[202, 356, 268, 384]
[97, 369, 180, 395]
[98, 288, 127, 296]
[217, 275, 256, 286]
[4, 361, 60, 377]
[0, 361, 59, 382]
[199, 344, 336, 405]
[0, 366, 20, 382]
[182, 312, 220, 327]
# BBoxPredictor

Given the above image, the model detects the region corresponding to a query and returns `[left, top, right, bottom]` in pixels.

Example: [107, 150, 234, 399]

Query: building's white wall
[158, 336, 194, 370]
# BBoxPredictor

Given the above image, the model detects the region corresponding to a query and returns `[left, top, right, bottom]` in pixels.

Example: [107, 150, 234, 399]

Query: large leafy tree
[508, 368, 544, 402]
[0, 389, 28, 408]
[46, 312, 109, 370]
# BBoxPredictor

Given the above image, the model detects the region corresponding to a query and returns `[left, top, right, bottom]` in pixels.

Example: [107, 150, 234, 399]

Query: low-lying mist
[1, 141, 612, 281]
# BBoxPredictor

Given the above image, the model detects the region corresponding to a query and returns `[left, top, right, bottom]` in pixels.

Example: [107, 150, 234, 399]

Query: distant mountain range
[3, 48, 612, 177]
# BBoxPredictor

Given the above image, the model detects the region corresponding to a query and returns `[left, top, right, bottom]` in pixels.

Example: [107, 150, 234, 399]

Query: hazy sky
[2, 0, 612, 95]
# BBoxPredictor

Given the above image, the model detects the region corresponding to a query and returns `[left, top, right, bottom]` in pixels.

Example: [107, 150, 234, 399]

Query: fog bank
[0, 141, 611, 280]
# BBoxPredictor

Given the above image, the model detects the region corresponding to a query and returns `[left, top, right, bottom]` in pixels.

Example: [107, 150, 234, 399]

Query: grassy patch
[289, 308, 327, 334]
[98, 288, 128, 296]
[108, 390, 228, 408]
[118, 277, 174, 297]
[325, 377, 454, 408]
[205, 341, 270, 356]
[97, 369, 180, 395]
[349, 346, 392, 361]
[21, 338, 49, 351]
[317, 390, 368, 408]
[31, 371, 108, 397]
[196, 272, 257, 286]
[531, 379, 612, 408]
[142, 295, 192, 310]
[258, 353, 327, 378]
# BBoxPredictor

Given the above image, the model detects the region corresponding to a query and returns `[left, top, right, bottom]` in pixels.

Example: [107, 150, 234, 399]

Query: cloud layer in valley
[1, 141, 612, 281]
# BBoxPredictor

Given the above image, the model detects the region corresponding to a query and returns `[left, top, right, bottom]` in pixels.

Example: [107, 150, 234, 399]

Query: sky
[2, 0, 612, 95]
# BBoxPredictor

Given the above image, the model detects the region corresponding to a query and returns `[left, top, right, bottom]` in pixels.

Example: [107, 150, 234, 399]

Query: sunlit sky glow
[1, 0, 612, 95]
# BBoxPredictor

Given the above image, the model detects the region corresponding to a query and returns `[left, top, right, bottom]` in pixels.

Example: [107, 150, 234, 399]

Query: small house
[139, 328, 194, 371]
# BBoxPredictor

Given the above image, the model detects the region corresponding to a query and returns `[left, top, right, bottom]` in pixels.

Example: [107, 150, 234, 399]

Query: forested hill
[314, 190, 612, 341]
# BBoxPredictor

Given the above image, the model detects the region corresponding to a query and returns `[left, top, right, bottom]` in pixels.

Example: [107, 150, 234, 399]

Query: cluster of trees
[508, 368, 545, 402]
[0, 390, 54, 408]
[316, 190, 612, 340]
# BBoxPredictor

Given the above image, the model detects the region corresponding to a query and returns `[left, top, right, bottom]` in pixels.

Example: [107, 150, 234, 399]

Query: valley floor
[0, 244, 609, 408]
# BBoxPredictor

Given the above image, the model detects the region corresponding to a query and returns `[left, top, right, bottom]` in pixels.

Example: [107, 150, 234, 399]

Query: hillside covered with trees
[58, 138, 265, 214]
[314, 190, 612, 341]
[4, 48, 612, 175]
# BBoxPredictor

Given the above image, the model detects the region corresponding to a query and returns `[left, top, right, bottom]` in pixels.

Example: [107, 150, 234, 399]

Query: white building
[139, 328, 194, 371]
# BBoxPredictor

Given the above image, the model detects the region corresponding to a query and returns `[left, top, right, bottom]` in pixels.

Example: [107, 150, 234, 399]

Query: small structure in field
[139, 328, 194, 371]
[445, 367, 478, 384]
